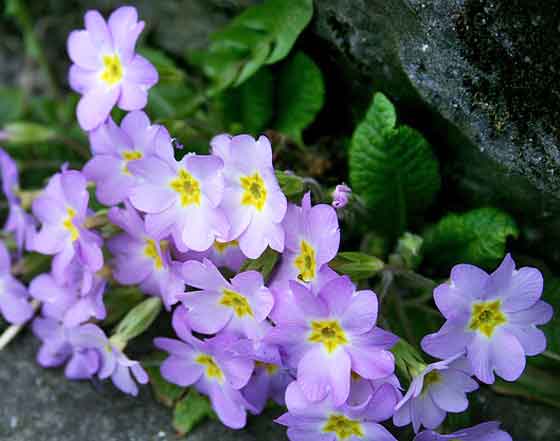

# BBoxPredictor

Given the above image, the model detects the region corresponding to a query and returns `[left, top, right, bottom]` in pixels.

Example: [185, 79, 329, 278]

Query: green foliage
[2, 121, 57, 145]
[530, 276, 560, 368]
[423, 207, 519, 271]
[329, 252, 384, 281]
[274, 52, 325, 142]
[0, 87, 24, 124]
[275, 170, 306, 200]
[194, 0, 313, 92]
[240, 247, 279, 282]
[114, 297, 162, 343]
[221, 67, 274, 135]
[349, 93, 440, 238]
[173, 390, 216, 435]
[102, 288, 145, 326]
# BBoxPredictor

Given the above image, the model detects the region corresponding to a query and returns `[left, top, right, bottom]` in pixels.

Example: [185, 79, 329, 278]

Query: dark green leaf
[275, 170, 305, 200]
[240, 247, 279, 282]
[0, 87, 24, 124]
[103, 287, 145, 326]
[2, 121, 57, 145]
[274, 52, 325, 142]
[423, 207, 519, 271]
[173, 390, 215, 435]
[349, 93, 440, 238]
[196, 0, 313, 91]
[138, 47, 186, 84]
[221, 67, 274, 134]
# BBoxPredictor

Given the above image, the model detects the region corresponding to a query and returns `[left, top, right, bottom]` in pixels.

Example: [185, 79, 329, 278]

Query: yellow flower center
[323, 414, 364, 440]
[421, 371, 442, 395]
[100, 54, 123, 86]
[220, 288, 253, 318]
[213, 240, 239, 254]
[196, 354, 224, 382]
[255, 361, 279, 376]
[308, 320, 348, 353]
[144, 239, 163, 270]
[294, 240, 317, 282]
[121, 150, 143, 175]
[170, 169, 201, 207]
[468, 299, 507, 337]
[62, 207, 79, 241]
[240, 172, 267, 211]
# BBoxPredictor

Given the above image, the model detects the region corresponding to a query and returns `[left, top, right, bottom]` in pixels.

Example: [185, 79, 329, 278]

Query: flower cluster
[0, 5, 552, 441]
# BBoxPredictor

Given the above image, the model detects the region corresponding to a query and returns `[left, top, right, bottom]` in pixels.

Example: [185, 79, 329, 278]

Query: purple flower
[128, 152, 229, 252]
[32, 317, 101, 379]
[266, 276, 397, 405]
[414, 422, 512, 441]
[31, 169, 103, 279]
[83, 111, 174, 205]
[348, 373, 402, 410]
[155, 331, 255, 429]
[393, 355, 478, 433]
[0, 241, 34, 324]
[272, 193, 340, 289]
[0, 148, 36, 254]
[29, 263, 106, 327]
[241, 341, 293, 414]
[174, 239, 246, 273]
[276, 381, 397, 441]
[332, 184, 351, 209]
[211, 134, 287, 259]
[67, 6, 158, 130]
[178, 258, 274, 339]
[107, 203, 184, 308]
[421, 254, 553, 384]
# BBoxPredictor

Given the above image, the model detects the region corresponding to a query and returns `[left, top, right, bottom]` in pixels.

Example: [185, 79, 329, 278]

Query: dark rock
[0, 332, 274, 441]
[310, 0, 560, 263]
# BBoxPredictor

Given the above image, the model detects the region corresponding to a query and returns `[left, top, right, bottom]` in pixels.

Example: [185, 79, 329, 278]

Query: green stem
[542, 350, 560, 363]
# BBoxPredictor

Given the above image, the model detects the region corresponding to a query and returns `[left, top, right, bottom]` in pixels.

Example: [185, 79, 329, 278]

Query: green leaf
[2, 121, 57, 145]
[196, 0, 313, 91]
[329, 252, 384, 281]
[173, 390, 215, 435]
[138, 47, 186, 84]
[102, 287, 145, 326]
[240, 247, 279, 282]
[0, 87, 24, 124]
[274, 52, 325, 142]
[114, 297, 162, 343]
[423, 207, 519, 271]
[143, 353, 185, 407]
[349, 93, 440, 238]
[221, 67, 274, 134]
[275, 170, 305, 200]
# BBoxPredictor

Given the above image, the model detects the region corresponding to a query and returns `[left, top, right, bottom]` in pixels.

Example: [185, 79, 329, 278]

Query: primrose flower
[67, 6, 158, 130]
[393, 355, 478, 433]
[178, 258, 274, 339]
[0, 148, 36, 254]
[175, 239, 246, 273]
[128, 153, 228, 252]
[0, 241, 34, 324]
[276, 381, 397, 441]
[414, 422, 512, 441]
[29, 266, 106, 327]
[31, 169, 103, 279]
[32, 317, 101, 379]
[155, 332, 255, 429]
[241, 341, 293, 414]
[266, 276, 397, 405]
[84, 111, 174, 205]
[421, 254, 553, 384]
[107, 203, 184, 308]
[211, 134, 287, 259]
[273, 193, 340, 289]
[332, 184, 351, 209]
[348, 373, 402, 409]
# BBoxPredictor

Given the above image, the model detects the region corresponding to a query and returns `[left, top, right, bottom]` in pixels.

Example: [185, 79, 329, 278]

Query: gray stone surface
[310, 0, 560, 262]
[0, 332, 280, 441]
